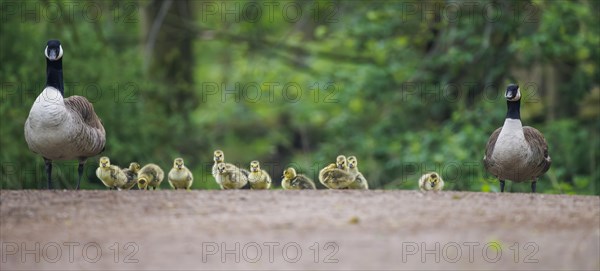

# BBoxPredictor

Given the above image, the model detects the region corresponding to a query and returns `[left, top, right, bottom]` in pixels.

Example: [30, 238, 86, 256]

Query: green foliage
[0, 0, 597, 194]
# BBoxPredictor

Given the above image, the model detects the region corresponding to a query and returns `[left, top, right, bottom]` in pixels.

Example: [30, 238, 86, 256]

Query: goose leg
[499, 180, 505, 192]
[76, 160, 85, 190]
[531, 179, 537, 193]
[44, 158, 53, 189]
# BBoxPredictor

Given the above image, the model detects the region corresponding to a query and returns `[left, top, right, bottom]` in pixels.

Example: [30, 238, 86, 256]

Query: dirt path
[0, 190, 598, 270]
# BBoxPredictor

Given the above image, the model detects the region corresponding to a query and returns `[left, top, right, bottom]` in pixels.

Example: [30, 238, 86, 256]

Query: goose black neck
[506, 99, 521, 120]
[46, 58, 64, 95]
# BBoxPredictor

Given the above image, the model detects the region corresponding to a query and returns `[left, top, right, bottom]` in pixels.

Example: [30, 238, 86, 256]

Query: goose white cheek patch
[508, 88, 521, 101]
[44, 45, 64, 60]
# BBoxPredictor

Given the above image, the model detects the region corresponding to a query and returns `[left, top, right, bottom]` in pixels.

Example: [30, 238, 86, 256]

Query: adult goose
[24, 40, 106, 189]
[483, 84, 551, 193]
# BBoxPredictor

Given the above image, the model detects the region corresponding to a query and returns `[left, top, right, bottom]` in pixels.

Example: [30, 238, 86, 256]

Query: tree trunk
[143, 0, 196, 117]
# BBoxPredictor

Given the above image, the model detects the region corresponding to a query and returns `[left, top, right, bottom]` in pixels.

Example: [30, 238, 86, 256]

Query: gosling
[282, 167, 316, 190]
[120, 162, 141, 190]
[346, 156, 369, 190]
[96, 156, 127, 190]
[216, 163, 249, 189]
[319, 155, 354, 189]
[248, 160, 272, 189]
[418, 172, 444, 192]
[168, 158, 194, 190]
[212, 150, 225, 179]
[137, 163, 164, 190]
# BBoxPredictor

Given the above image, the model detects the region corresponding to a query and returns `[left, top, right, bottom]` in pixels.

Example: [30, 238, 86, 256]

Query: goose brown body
[484, 126, 551, 182]
[25, 95, 105, 161]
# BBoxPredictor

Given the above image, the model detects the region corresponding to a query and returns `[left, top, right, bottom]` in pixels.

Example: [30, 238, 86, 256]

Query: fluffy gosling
[248, 160, 271, 189]
[282, 167, 316, 190]
[137, 163, 164, 190]
[216, 162, 249, 189]
[168, 158, 194, 190]
[212, 150, 224, 179]
[418, 172, 444, 192]
[319, 155, 354, 189]
[346, 156, 369, 190]
[120, 162, 141, 190]
[96, 156, 127, 190]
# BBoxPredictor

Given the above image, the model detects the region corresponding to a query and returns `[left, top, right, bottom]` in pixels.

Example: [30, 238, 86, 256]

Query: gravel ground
[0, 190, 598, 270]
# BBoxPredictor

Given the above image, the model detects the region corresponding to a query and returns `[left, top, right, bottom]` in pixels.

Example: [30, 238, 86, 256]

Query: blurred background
[0, 0, 597, 194]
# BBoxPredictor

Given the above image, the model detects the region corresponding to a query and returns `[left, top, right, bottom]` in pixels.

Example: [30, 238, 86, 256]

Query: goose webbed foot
[499, 180, 505, 193]
[44, 158, 53, 189]
[531, 180, 537, 193]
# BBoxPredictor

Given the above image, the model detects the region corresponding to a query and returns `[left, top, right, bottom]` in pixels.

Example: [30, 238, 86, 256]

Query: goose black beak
[48, 49, 58, 60]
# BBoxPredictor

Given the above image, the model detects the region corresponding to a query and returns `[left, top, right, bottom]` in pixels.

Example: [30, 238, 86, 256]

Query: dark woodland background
[0, 0, 598, 194]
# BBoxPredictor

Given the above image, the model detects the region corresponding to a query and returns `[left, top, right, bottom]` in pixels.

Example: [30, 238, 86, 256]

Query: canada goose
[418, 172, 444, 192]
[121, 162, 141, 190]
[168, 158, 193, 190]
[484, 84, 551, 193]
[24, 40, 106, 189]
[282, 167, 316, 190]
[346, 156, 369, 190]
[215, 163, 249, 189]
[319, 155, 354, 189]
[137, 164, 164, 190]
[248, 160, 272, 189]
[95, 157, 127, 190]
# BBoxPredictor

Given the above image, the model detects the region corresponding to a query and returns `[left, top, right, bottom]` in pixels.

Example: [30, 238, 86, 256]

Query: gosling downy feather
[120, 162, 141, 190]
[483, 84, 551, 193]
[248, 160, 271, 189]
[346, 156, 369, 190]
[137, 163, 164, 190]
[282, 167, 316, 190]
[95, 156, 127, 190]
[319, 155, 354, 189]
[212, 150, 224, 179]
[215, 162, 249, 190]
[25, 40, 106, 189]
[418, 172, 444, 192]
[168, 158, 193, 190]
